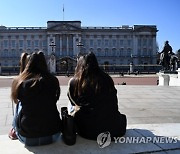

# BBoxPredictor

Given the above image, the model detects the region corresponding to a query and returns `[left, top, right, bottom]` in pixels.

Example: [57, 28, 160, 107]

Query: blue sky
[0, 0, 179, 52]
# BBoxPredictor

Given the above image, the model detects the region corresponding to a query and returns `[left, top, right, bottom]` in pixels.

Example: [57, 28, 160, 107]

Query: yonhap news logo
[97, 132, 179, 148]
[97, 132, 111, 148]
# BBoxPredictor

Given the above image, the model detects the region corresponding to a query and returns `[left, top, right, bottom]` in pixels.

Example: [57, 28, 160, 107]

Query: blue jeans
[13, 102, 60, 146]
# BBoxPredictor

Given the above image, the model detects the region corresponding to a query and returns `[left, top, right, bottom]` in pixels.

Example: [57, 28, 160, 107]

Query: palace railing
[0, 64, 163, 75]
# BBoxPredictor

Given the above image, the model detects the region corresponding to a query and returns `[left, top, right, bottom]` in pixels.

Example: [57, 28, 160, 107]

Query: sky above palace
[0, 0, 180, 52]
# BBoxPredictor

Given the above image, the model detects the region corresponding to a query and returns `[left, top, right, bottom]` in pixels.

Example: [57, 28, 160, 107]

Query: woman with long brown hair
[11, 51, 62, 146]
[67, 52, 127, 140]
[9, 52, 30, 140]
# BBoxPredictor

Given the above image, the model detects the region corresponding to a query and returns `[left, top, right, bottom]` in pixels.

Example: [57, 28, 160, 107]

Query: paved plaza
[0, 76, 180, 153]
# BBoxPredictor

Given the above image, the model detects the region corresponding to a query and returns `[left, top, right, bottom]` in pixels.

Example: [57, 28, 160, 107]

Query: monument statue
[159, 41, 173, 71]
[170, 54, 178, 71]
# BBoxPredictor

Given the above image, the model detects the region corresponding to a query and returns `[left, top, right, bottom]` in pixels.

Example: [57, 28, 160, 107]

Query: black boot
[61, 107, 76, 145]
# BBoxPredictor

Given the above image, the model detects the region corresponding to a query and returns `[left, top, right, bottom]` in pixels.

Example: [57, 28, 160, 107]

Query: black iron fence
[99, 64, 162, 75]
[0, 66, 20, 75]
[0, 64, 163, 75]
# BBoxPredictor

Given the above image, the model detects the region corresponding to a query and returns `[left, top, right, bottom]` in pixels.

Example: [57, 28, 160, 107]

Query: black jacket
[68, 72, 126, 139]
[17, 74, 62, 138]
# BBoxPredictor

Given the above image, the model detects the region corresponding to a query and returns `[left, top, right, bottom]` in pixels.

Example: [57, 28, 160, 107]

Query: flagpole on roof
[63, 4, 64, 21]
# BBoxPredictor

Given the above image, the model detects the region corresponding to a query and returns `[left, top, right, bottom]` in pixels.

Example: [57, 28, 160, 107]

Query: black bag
[61, 107, 76, 145]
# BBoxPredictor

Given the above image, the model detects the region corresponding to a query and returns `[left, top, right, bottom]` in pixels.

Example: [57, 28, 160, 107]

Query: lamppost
[49, 41, 56, 53]
[49, 41, 56, 74]
[76, 41, 84, 59]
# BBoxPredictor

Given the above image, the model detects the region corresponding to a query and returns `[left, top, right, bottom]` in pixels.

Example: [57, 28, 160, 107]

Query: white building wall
[0, 23, 158, 67]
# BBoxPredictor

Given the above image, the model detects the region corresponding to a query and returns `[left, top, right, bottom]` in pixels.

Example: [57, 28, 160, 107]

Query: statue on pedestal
[159, 41, 172, 71]
[159, 41, 178, 72]
[170, 54, 178, 71]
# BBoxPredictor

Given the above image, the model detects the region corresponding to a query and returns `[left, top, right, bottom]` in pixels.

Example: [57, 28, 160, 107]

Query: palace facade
[0, 21, 158, 69]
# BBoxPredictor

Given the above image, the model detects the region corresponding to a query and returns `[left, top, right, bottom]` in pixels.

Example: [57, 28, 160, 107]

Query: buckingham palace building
[0, 21, 158, 73]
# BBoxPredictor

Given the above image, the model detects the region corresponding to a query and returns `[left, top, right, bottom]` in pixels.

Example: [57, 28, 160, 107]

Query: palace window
[112, 40, 116, 47]
[3, 49, 8, 57]
[105, 48, 109, 56]
[27, 40, 31, 47]
[11, 49, 16, 57]
[127, 40, 131, 47]
[34, 40, 39, 47]
[11, 40, 16, 48]
[120, 40, 124, 46]
[42, 40, 47, 47]
[97, 48, 101, 56]
[127, 49, 131, 56]
[90, 39, 94, 47]
[105, 40, 109, 46]
[112, 48, 116, 56]
[97, 39, 101, 47]
[19, 40, 24, 48]
[3, 40, 8, 48]
[120, 48, 124, 56]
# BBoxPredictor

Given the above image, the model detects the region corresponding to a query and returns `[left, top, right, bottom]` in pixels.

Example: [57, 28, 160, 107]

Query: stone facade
[0, 21, 158, 68]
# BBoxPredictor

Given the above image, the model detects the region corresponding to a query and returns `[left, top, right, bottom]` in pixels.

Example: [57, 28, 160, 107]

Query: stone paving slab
[129, 123, 180, 151]
[1, 86, 180, 135]
[0, 123, 179, 154]
[0, 85, 180, 153]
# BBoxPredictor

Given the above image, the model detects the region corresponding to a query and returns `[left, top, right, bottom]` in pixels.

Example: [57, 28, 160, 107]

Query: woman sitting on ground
[11, 51, 62, 146]
[9, 52, 30, 140]
[67, 52, 127, 140]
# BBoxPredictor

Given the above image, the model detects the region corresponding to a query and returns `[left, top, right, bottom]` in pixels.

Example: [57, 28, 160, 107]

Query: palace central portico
[47, 21, 82, 73]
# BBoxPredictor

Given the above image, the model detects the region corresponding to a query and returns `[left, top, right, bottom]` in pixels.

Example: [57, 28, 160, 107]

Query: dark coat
[68, 72, 126, 140]
[17, 74, 62, 138]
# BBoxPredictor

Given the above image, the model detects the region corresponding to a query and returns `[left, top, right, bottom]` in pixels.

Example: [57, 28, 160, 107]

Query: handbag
[61, 107, 76, 145]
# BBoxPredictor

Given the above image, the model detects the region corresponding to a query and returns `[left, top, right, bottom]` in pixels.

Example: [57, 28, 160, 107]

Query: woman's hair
[11, 51, 49, 103]
[73, 52, 114, 96]
[24, 51, 48, 74]
[19, 52, 30, 74]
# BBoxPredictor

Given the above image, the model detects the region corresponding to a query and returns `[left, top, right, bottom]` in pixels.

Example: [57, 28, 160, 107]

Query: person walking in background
[10, 51, 62, 146]
[67, 52, 127, 140]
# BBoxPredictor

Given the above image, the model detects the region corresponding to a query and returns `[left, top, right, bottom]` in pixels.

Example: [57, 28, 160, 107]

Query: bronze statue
[159, 41, 173, 70]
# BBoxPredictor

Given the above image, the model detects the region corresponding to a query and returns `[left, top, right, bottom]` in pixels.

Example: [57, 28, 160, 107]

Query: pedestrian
[67, 52, 127, 140]
[10, 51, 62, 146]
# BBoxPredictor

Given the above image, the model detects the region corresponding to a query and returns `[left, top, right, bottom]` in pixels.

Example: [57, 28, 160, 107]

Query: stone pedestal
[169, 68, 180, 86]
[157, 73, 170, 86]
[157, 68, 180, 86]
[130, 63, 134, 73]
